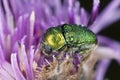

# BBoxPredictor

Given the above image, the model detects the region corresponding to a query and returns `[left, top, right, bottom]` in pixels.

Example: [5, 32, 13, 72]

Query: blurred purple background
[80, 0, 120, 79]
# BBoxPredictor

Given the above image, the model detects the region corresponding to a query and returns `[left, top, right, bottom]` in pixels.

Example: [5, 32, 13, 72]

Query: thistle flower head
[0, 0, 120, 80]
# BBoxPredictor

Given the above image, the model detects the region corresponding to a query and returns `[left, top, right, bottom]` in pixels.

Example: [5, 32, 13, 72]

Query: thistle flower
[0, 0, 120, 80]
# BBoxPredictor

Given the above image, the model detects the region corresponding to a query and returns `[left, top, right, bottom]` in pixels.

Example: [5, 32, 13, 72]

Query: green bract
[40, 24, 97, 56]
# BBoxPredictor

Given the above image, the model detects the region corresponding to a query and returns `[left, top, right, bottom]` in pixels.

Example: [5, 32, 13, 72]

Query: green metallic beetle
[40, 24, 97, 57]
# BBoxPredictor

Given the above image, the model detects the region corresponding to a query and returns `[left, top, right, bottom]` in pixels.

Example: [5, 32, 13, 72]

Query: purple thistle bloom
[0, 0, 120, 80]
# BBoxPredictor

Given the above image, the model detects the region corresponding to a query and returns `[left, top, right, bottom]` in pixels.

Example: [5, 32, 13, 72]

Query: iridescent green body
[40, 24, 97, 56]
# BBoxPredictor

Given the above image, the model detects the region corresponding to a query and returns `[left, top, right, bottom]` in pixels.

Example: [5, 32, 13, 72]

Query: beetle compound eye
[40, 42, 52, 55]
[44, 45, 52, 54]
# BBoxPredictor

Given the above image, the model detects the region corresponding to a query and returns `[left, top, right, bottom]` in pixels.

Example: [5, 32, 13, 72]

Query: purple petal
[0, 46, 5, 63]
[28, 11, 35, 48]
[98, 35, 120, 63]
[67, 0, 76, 23]
[9, 0, 27, 21]
[95, 59, 111, 80]
[18, 43, 33, 80]
[0, 26, 7, 59]
[2, 0, 14, 33]
[80, 8, 89, 26]
[0, 67, 15, 80]
[11, 13, 35, 50]
[0, 61, 15, 79]
[88, 0, 100, 26]
[95, 46, 120, 62]
[90, 0, 120, 33]
[27, 46, 35, 80]
[73, 1, 81, 24]
[0, 10, 7, 57]
[11, 53, 26, 80]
